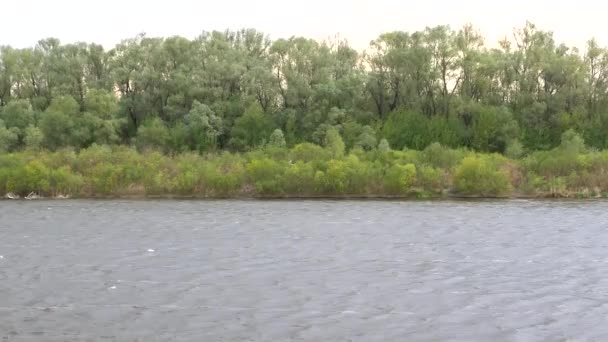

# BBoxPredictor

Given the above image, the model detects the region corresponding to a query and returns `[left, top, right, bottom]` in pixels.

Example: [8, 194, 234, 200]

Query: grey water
[1, 200, 608, 341]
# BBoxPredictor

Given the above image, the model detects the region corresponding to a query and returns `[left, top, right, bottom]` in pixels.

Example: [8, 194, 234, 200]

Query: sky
[2, 0, 606, 51]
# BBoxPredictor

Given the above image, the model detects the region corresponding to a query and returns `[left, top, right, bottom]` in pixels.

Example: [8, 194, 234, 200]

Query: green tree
[39, 96, 80, 150]
[324, 127, 345, 158]
[0, 99, 35, 133]
[136, 118, 170, 151]
[469, 105, 519, 153]
[184, 101, 223, 152]
[378, 138, 391, 152]
[24, 126, 44, 150]
[268, 129, 287, 148]
[355, 125, 377, 151]
[230, 103, 274, 150]
[0, 120, 19, 152]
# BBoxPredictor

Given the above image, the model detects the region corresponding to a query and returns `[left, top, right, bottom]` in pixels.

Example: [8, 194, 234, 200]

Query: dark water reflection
[1, 200, 608, 341]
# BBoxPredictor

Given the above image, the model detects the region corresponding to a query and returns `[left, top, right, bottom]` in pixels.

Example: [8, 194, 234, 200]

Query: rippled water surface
[2, 200, 608, 341]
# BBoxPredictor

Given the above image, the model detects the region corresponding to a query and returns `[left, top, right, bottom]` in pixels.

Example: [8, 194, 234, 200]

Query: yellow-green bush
[417, 166, 445, 192]
[4, 140, 608, 199]
[384, 163, 417, 194]
[246, 158, 285, 195]
[283, 162, 316, 195]
[453, 156, 510, 196]
[315, 160, 348, 194]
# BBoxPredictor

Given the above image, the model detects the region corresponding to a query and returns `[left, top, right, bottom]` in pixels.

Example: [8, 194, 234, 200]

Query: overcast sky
[2, 0, 605, 51]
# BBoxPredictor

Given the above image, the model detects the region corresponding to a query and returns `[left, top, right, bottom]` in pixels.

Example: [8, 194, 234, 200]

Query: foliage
[2, 24, 608, 199]
[23, 125, 44, 150]
[136, 118, 171, 152]
[453, 156, 510, 196]
[378, 138, 391, 153]
[324, 127, 345, 158]
[0, 24, 607, 154]
[384, 163, 417, 194]
[0, 120, 19, 152]
[268, 129, 287, 148]
[230, 103, 274, 150]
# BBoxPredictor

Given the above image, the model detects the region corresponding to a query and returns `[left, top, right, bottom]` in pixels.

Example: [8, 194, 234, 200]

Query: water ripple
[1, 199, 608, 341]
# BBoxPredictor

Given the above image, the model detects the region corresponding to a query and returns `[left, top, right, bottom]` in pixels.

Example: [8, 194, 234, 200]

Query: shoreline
[3, 192, 604, 201]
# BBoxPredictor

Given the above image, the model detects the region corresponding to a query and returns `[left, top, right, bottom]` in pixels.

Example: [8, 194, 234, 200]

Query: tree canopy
[1, 23, 608, 154]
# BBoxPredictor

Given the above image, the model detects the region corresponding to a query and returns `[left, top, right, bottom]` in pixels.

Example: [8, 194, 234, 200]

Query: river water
[1, 200, 608, 341]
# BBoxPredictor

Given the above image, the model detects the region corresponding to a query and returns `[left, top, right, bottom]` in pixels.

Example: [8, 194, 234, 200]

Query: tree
[324, 127, 345, 158]
[1, 23, 608, 155]
[559, 129, 586, 154]
[0, 99, 35, 132]
[355, 125, 377, 151]
[0, 120, 19, 152]
[268, 129, 286, 148]
[229, 103, 274, 150]
[378, 138, 391, 152]
[469, 105, 519, 153]
[39, 96, 80, 150]
[136, 118, 170, 151]
[184, 101, 223, 151]
[84, 89, 118, 119]
[24, 126, 44, 150]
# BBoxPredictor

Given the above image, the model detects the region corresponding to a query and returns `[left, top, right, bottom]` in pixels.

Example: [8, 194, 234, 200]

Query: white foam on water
[109, 286, 116, 290]
[147, 249, 155, 253]
[341, 310, 358, 315]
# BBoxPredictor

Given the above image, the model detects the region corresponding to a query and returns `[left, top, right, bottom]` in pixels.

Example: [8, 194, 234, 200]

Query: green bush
[417, 166, 445, 192]
[0, 121, 19, 152]
[283, 162, 316, 195]
[136, 119, 171, 152]
[290, 143, 329, 163]
[314, 160, 348, 194]
[384, 163, 417, 194]
[453, 156, 510, 196]
[422, 143, 468, 169]
[50, 166, 84, 196]
[246, 158, 285, 195]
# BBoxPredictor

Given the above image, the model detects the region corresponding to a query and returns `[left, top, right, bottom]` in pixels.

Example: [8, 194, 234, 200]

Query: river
[1, 200, 608, 341]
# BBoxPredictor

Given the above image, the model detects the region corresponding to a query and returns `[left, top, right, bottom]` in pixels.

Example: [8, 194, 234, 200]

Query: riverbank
[2, 137, 607, 200]
[3, 192, 603, 201]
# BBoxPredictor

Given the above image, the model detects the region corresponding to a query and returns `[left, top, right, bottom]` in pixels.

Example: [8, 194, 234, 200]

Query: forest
[2, 22, 608, 198]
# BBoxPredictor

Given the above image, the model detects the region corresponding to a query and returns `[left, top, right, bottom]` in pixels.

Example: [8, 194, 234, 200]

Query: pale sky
[2, 0, 606, 51]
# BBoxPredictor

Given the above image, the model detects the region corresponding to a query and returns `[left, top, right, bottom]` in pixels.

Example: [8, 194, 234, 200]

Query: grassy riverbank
[1, 130, 606, 199]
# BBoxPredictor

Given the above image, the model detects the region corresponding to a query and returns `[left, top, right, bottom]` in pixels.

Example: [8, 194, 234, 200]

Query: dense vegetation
[2, 22, 608, 198]
[0, 130, 606, 199]
[2, 22, 608, 153]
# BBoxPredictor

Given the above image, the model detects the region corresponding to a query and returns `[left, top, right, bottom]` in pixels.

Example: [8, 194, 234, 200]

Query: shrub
[417, 165, 445, 192]
[384, 163, 417, 194]
[505, 139, 524, 159]
[246, 158, 284, 195]
[283, 162, 316, 195]
[136, 118, 171, 152]
[314, 160, 348, 194]
[422, 142, 467, 169]
[290, 143, 329, 163]
[50, 166, 84, 196]
[453, 156, 510, 196]
[268, 129, 287, 148]
[378, 139, 391, 153]
[324, 128, 345, 159]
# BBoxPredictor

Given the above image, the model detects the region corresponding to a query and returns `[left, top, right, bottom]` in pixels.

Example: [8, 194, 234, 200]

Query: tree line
[2, 22, 608, 154]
